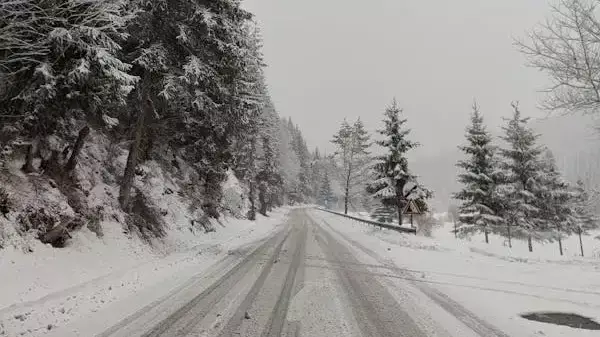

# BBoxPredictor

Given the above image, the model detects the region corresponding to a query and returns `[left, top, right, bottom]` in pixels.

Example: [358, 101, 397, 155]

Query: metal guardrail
[315, 208, 417, 234]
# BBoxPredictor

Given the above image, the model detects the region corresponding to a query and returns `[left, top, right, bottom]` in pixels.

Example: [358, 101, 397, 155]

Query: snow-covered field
[313, 210, 600, 337]
[0, 208, 289, 337]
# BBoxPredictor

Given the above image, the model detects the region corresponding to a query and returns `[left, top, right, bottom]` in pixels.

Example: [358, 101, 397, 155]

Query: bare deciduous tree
[331, 119, 370, 214]
[516, 0, 600, 114]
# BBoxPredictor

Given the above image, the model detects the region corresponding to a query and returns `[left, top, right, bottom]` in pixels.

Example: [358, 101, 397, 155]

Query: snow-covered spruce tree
[573, 180, 599, 240]
[309, 148, 324, 203]
[291, 123, 312, 202]
[368, 99, 431, 225]
[331, 118, 370, 214]
[277, 117, 301, 205]
[279, 117, 313, 204]
[537, 150, 578, 255]
[231, 25, 269, 220]
[318, 171, 335, 208]
[454, 103, 502, 243]
[0, 0, 136, 164]
[498, 103, 545, 250]
[256, 99, 283, 216]
[120, 0, 259, 214]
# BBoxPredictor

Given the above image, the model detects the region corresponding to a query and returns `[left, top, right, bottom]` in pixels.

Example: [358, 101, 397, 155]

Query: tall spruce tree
[318, 172, 335, 208]
[119, 0, 259, 214]
[309, 148, 323, 203]
[454, 103, 501, 243]
[256, 99, 281, 216]
[537, 150, 579, 255]
[498, 103, 545, 250]
[573, 180, 599, 234]
[368, 99, 430, 225]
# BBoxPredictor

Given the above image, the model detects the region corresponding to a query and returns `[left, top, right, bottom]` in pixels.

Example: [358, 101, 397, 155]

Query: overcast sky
[243, 0, 555, 158]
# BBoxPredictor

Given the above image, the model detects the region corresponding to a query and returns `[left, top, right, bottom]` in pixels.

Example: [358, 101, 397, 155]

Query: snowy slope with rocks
[0, 129, 297, 337]
[0, 200, 289, 337]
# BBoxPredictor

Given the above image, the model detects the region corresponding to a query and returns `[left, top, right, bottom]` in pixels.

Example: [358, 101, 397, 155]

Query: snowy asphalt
[96, 208, 509, 337]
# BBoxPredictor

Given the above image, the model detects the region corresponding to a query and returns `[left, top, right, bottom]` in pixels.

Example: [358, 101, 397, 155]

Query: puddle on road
[520, 312, 600, 330]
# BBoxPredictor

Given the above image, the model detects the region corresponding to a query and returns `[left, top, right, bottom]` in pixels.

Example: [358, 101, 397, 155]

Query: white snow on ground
[0, 206, 289, 337]
[312, 210, 600, 337]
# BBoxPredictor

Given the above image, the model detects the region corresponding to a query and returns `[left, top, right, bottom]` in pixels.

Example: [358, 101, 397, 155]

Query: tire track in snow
[260, 215, 307, 337]
[97, 226, 289, 337]
[142, 228, 291, 337]
[314, 216, 425, 337]
[215, 211, 307, 337]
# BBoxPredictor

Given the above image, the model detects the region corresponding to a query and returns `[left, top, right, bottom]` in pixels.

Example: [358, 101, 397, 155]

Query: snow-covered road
[60, 208, 510, 337]
[6, 207, 596, 337]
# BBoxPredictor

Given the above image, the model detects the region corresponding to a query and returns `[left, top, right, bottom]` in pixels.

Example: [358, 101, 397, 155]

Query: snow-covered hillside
[0, 199, 289, 337]
[0, 129, 296, 337]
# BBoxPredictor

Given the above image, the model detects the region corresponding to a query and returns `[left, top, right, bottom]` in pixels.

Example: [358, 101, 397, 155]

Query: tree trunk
[579, 227, 585, 257]
[41, 150, 61, 177]
[558, 237, 563, 256]
[258, 183, 267, 216]
[557, 224, 563, 256]
[344, 167, 351, 215]
[507, 222, 512, 248]
[22, 144, 35, 173]
[344, 176, 350, 214]
[454, 219, 457, 238]
[267, 193, 274, 212]
[119, 140, 140, 211]
[65, 126, 90, 172]
[484, 228, 489, 244]
[528, 235, 533, 252]
[247, 181, 256, 221]
[119, 73, 150, 210]
[397, 201, 403, 227]
[202, 170, 222, 219]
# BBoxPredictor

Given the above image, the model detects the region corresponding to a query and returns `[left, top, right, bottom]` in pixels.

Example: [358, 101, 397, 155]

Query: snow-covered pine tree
[537, 150, 578, 255]
[0, 0, 136, 151]
[368, 99, 430, 225]
[309, 148, 323, 203]
[277, 117, 302, 205]
[256, 99, 282, 216]
[498, 103, 545, 250]
[231, 24, 268, 220]
[331, 118, 370, 214]
[289, 123, 312, 202]
[120, 0, 261, 214]
[573, 180, 599, 243]
[454, 102, 502, 243]
[318, 172, 335, 208]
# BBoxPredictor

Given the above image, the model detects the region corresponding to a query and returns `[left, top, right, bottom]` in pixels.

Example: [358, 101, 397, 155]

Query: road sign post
[402, 200, 422, 231]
